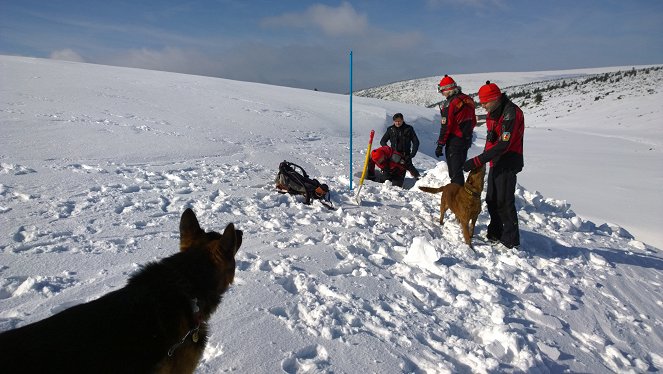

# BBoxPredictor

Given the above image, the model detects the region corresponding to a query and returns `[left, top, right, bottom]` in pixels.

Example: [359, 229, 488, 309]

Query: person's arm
[465, 106, 517, 169]
[380, 128, 390, 147]
[409, 128, 419, 158]
[437, 103, 451, 145]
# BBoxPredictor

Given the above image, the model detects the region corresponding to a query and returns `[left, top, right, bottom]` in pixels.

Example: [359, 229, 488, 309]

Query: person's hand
[435, 145, 444, 158]
[463, 157, 481, 172]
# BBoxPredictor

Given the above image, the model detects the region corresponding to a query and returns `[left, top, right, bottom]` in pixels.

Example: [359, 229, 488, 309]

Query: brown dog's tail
[418, 186, 444, 194]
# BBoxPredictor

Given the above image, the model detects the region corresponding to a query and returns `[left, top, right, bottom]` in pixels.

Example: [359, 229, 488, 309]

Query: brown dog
[0, 208, 242, 374]
[419, 165, 486, 247]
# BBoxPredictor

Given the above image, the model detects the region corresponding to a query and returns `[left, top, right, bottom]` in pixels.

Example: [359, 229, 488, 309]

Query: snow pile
[1, 56, 662, 372]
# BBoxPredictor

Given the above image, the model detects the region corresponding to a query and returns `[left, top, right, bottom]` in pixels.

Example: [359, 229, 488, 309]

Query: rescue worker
[435, 75, 477, 185]
[463, 81, 524, 249]
[374, 113, 421, 180]
[368, 145, 407, 187]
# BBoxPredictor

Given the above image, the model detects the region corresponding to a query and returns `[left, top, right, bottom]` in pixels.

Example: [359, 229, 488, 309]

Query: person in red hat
[435, 75, 477, 185]
[368, 145, 407, 187]
[463, 81, 525, 249]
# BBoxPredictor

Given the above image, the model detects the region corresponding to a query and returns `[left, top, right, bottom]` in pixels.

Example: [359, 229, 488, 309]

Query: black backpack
[275, 161, 333, 209]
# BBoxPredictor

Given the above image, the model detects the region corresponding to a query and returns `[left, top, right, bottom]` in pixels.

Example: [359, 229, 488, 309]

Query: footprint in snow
[281, 344, 331, 374]
[114, 199, 134, 214]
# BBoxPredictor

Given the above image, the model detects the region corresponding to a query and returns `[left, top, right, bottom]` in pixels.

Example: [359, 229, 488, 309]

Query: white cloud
[104, 47, 218, 75]
[49, 49, 85, 62]
[426, 0, 506, 10]
[261, 2, 368, 37]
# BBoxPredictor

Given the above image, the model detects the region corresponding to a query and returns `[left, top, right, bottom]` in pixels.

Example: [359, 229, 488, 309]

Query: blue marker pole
[349, 50, 353, 190]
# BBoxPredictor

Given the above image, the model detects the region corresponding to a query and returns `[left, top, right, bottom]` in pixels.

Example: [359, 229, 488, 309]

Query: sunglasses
[437, 85, 454, 93]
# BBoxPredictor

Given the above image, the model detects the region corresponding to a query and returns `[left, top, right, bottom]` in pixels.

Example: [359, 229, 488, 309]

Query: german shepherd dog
[419, 166, 486, 248]
[0, 208, 242, 373]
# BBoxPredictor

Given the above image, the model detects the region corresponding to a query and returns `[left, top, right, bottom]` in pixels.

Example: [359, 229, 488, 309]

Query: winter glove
[463, 157, 482, 172]
[486, 130, 498, 143]
[435, 144, 444, 158]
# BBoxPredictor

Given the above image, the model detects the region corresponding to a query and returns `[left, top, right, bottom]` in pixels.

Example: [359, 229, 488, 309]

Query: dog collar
[167, 298, 203, 357]
[464, 185, 481, 198]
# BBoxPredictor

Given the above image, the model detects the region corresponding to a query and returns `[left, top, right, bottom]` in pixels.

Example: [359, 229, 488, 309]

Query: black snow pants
[486, 164, 520, 248]
[445, 137, 470, 185]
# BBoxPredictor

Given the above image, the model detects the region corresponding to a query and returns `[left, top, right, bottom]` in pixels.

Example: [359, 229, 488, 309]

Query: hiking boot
[486, 234, 501, 243]
[503, 242, 520, 250]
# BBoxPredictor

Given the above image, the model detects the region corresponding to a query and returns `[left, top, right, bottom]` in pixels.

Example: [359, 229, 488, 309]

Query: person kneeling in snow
[367, 145, 407, 187]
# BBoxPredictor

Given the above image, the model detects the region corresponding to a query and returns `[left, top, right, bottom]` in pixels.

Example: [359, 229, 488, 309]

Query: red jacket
[470, 96, 524, 170]
[437, 92, 476, 145]
[371, 146, 406, 172]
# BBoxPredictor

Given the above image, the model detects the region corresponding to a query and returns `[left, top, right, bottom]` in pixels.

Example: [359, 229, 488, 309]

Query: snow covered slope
[354, 65, 660, 107]
[1, 56, 662, 373]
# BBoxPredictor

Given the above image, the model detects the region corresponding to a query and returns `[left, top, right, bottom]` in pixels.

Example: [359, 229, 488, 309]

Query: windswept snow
[1, 56, 662, 373]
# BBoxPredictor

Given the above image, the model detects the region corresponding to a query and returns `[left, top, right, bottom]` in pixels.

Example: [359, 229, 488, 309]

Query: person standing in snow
[463, 81, 524, 249]
[368, 113, 421, 184]
[435, 75, 477, 185]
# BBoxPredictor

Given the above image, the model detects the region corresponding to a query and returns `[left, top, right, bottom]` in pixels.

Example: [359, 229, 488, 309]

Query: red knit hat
[371, 146, 392, 167]
[437, 75, 457, 93]
[478, 80, 502, 103]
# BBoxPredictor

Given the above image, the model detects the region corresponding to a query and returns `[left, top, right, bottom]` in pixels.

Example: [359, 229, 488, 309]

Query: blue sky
[1, 0, 662, 93]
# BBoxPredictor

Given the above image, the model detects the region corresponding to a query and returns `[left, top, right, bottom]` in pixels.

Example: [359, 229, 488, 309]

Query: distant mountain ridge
[354, 65, 663, 109]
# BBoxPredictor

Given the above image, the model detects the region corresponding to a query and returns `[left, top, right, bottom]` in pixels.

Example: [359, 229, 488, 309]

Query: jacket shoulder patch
[502, 132, 511, 141]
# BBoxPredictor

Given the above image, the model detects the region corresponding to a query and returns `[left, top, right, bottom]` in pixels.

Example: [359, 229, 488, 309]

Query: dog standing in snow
[419, 165, 486, 248]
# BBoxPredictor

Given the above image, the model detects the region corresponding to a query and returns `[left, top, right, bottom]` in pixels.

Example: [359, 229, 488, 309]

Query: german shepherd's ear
[220, 223, 242, 257]
[180, 208, 203, 252]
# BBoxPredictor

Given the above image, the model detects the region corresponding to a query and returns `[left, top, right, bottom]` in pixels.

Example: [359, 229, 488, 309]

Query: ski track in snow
[1, 57, 662, 373]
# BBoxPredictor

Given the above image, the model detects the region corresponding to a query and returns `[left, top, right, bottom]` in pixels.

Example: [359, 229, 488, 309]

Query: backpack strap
[284, 161, 309, 178]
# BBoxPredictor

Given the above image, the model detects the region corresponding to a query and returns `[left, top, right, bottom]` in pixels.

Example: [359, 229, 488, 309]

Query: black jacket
[380, 123, 419, 158]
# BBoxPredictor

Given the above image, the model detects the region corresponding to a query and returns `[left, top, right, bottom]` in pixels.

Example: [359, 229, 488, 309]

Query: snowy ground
[1, 56, 662, 373]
